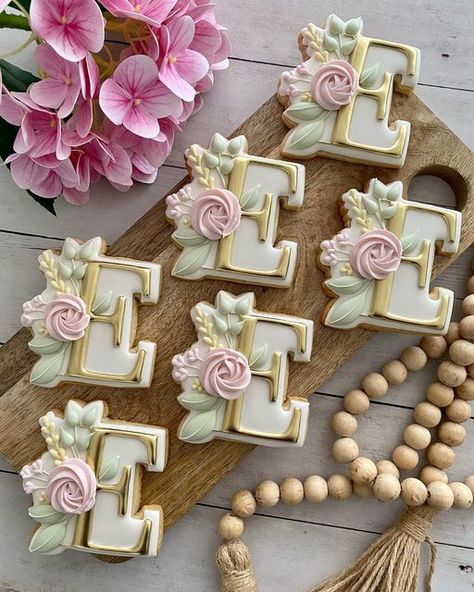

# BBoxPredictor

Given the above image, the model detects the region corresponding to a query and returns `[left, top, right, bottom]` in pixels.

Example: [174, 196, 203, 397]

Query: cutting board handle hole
[407, 166, 468, 211]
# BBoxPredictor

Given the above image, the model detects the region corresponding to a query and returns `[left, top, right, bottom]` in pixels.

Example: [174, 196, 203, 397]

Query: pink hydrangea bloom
[98, 0, 177, 27]
[29, 0, 105, 62]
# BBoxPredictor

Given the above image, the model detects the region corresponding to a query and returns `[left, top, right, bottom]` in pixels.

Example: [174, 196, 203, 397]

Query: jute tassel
[216, 539, 257, 592]
[311, 505, 439, 592]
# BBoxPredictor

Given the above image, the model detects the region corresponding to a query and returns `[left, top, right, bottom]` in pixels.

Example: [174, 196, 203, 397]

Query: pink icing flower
[46, 458, 96, 514]
[29, 0, 105, 63]
[310, 60, 359, 111]
[44, 294, 90, 342]
[21, 294, 47, 327]
[98, 0, 177, 27]
[351, 229, 402, 280]
[20, 459, 45, 494]
[199, 348, 251, 400]
[190, 188, 241, 240]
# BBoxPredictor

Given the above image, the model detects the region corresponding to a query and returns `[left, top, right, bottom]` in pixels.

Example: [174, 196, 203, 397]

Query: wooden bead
[426, 382, 454, 408]
[464, 476, 474, 496]
[449, 340, 474, 366]
[344, 389, 370, 415]
[438, 421, 466, 447]
[401, 478, 428, 506]
[468, 364, 474, 379]
[449, 482, 473, 509]
[376, 460, 400, 479]
[445, 322, 460, 345]
[400, 346, 427, 372]
[331, 411, 358, 437]
[231, 490, 257, 519]
[350, 457, 377, 485]
[327, 474, 352, 500]
[437, 360, 467, 387]
[462, 294, 474, 315]
[382, 360, 407, 385]
[280, 477, 304, 505]
[332, 437, 359, 464]
[361, 373, 388, 399]
[445, 398, 471, 423]
[304, 475, 328, 503]
[392, 445, 419, 471]
[353, 483, 373, 499]
[403, 424, 431, 450]
[420, 466, 448, 486]
[218, 514, 244, 540]
[255, 480, 280, 508]
[373, 474, 401, 502]
[413, 401, 442, 428]
[420, 335, 447, 359]
[426, 481, 454, 510]
[426, 442, 455, 469]
[456, 377, 474, 400]
[466, 276, 474, 295]
[459, 315, 474, 340]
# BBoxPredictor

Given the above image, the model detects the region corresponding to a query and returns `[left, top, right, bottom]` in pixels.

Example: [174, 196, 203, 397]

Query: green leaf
[235, 295, 252, 315]
[323, 31, 338, 52]
[72, 263, 86, 279]
[173, 242, 212, 277]
[401, 230, 421, 255]
[65, 400, 82, 425]
[341, 37, 358, 56]
[372, 179, 387, 201]
[58, 260, 72, 279]
[326, 276, 369, 296]
[361, 195, 378, 214]
[240, 184, 261, 211]
[287, 120, 324, 152]
[63, 237, 78, 260]
[249, 343, 269, 370]
[386, 184, 402, 202]
[203, 151, 219, 168]
[213, 313, 228, 334]
[178, 392, 221, 412]
[228, 137, 243, 155]
[28, 336, 63, 356]
[81, 403, 99, 427]
[28, 505, 66, 526]
[229, 319, 245, 335]
[79, 238, 101, 261]
[0, 60, 39, 92]
[328, 14, 344, 35]
[217, 291, 234, 314]
[172, 227, 209, 248]
[179, 409, 218, 443]
[210, 133, 228, 154]
[30, 347, 67, 386]
[99, 456, 120, 481]
[359, 62, 380, 89]
[326, 290, 369, 327]
[285, 102, 324, 122]
[380, 203, 399, 219]
[60, 426, 75, 448]
[29, 522, 68, 554]
[92, 291, 113, 315]
[344, 17, 363, 36]
[76, 431, 93, 451]
[219, 156, 234, 175]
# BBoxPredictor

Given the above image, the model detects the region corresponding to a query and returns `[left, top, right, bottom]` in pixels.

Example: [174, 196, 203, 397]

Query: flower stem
[0, 12, 30, 31]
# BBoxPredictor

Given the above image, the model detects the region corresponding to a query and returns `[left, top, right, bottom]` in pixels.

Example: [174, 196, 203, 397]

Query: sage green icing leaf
[323, 31, 338, 52]
[213, 313, 228, 334]
[99, 455, 120, 481]
[249, 343, 269, 370]
[372, 179, 387, 200]
[76, 431, 93, 451]
[78, 238, 99, 261]
[28, 336, 63, 356]
[64, 404, 79, 427]
[235, 296, 251, 315]
[287, 121, 324, 152]
[28, 521, 68, 554]
[179, 409, 218, 443]
[326, 290, 369, 327]
[81, 403, 99, 427]
[220, 156, 234, 175]
[386, 184, 402, 202]
[240, 184, 261, 211]
[344, 17, 362, 36]
[178, 392, 221, 412]
[63, 238, 77, 260]
[73, 263, 87, 280]
[58, 260, 72, 279]
[28, 504, 66, 525]
[401, 230, 421, 255]
[380, 203, 399, 219]
[92, 291, 113, 315]
[326, 276, 369, 296]
[229, 319, 245, 335]
[228, 137, 243, 155]
[341, 37, 357, 56]
[285, 102, 324, 122]
[210, 133, 228, 154]
[203, 151, 219, 168]
[173, 227, 209, 248]
[173, 242, 212, 277]
[218, 291, 234, 314]
[60, 426, 75, 448]
[30, 347, 67, 386]
[361, 195, 378, 214]
[359, 62, 380, 89]
[328, 14, 344, 35]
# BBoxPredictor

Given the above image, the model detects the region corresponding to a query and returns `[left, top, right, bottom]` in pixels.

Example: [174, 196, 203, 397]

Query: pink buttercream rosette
[351, 229, 402, 280]
[199, 347, 251, 400]
[310, 60, 359, 111]
[46, 458, 96, 515]
[190, 189, 241, 240]
[44, 294, 90, 342]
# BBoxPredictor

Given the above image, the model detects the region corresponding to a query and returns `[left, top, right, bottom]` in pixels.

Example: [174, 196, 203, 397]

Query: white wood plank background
[1, 1, 474, 590]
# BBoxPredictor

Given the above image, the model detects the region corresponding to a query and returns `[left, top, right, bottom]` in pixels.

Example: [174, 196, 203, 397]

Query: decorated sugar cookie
[21, 400, 168, 557]
[319, 179, 462, 334]
[21, 237, 160, 388]
[172, 291, 313, 447]
[278, 15, 421, 167]
[166, 133, 305, 287]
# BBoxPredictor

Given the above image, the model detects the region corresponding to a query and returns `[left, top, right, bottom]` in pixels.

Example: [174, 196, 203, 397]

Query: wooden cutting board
[0, 93, 473, 560]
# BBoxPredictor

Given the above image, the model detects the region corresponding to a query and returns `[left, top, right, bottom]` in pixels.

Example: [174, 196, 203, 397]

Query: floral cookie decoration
[166, 132, 306, 287]
[319, 178, 462, 334]
[21, 400, 168, 557]
[21, 237, 161, 388]
[278, 15, 421, 167]
[173, 291, 314, 447]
